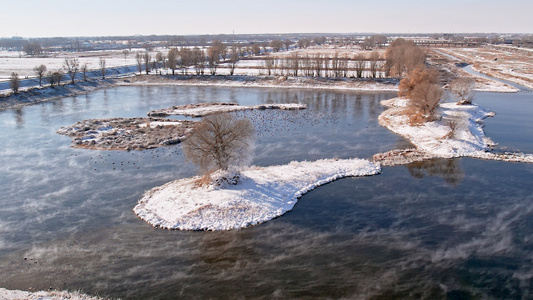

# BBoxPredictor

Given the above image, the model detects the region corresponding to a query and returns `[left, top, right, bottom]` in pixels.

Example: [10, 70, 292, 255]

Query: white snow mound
[134, 158, 380, 230]
[380, 98, 495, 157]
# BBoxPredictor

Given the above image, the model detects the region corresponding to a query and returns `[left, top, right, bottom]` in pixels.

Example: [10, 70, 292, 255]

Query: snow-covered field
[134, 158, 380, 230]
[435, 47, 533, 90]
[0, 49, 149, 80]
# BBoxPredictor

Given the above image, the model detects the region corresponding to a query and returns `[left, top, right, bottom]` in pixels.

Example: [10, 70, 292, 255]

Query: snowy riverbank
[134, 158, 380, 230]
[1, 74, 397, 112]
[376, 97, 533, 164]
[120, 74, 400, 92]
[0, 79, 118, 111]
[0, 288, 104, 300]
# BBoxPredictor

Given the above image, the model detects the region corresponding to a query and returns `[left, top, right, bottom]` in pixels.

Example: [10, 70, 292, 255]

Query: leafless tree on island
[450, 78, 476, 105]
[183, 113, 255, 183]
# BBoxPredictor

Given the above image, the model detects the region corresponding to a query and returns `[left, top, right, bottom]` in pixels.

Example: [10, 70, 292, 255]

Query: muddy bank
[58, 117, 195, 151]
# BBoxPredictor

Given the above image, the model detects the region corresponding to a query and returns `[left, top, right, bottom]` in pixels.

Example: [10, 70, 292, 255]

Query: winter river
[0, 86, 532, 299]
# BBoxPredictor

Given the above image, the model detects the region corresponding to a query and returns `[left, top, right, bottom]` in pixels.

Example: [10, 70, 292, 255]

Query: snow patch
[148, 102, 307, 117]
[134, 158, 380, 230]
[376, 97, 533, 163]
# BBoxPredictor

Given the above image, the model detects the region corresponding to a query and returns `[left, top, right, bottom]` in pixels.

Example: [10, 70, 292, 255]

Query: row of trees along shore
[126, 38, 424, 78]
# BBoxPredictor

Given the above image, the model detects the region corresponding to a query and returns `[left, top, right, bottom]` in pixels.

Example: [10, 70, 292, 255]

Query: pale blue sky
[1, 0, 531, 37]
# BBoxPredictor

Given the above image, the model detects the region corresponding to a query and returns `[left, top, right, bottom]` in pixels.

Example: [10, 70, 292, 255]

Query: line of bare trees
[261, 51, 385, 78]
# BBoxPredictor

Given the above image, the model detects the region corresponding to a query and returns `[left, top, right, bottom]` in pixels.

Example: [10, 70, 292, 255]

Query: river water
[0, 86, 532, 299]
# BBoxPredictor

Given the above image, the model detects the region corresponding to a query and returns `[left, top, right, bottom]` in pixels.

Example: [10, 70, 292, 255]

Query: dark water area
[0, 86, 532, 299]
[474, 92, 533, 153]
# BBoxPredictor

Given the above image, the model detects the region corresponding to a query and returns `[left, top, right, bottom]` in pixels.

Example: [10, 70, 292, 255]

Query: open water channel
[0, 85, 532, 299]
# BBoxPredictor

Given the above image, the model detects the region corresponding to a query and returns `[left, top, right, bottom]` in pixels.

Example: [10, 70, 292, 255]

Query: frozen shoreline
[134, 158, 380, 231]
[374, 97, 533, 164]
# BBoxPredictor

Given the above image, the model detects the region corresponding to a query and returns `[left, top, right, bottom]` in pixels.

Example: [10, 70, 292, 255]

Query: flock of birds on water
[66, 94, 384, 174]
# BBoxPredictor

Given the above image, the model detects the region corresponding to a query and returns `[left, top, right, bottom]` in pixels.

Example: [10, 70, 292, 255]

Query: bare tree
[48, 70, 63, 87]
[99, 57, 106, 79]
[207, 40, 226, 75]
[135, 52, 143, 74]
[369, 52, 380, 78]
[289, 52, 300, 76]
[269, 40, 283, 52]
[167, 48, 178, 75]
[385, 39, 426, 78]
[330, 53, 340, 77]
[33, 65, 47, 86]
[263, 54, 274, 75]
[228, 46, 240, 76]
[251, 44, 261, 56]
[450, 78, 476, 104]
[298, 38, 311, 49]
[143, 52, 151, 75]
[313, 54, 323, 77]
[23, 42, 42, 57]
[183, 113, 255, 177]
[64, 58, 79, 84]
[353, 55, 366, 78]
[178, 47, 192, 74]
[283, 39, 292, 51]
[9, 72, 20, 93]
[156, 51, 165, 71]
[122, 49, 129, 60]
[340, 55, 349, 77]
[81, 63, 89, 81]
[192, 47, 205, 75]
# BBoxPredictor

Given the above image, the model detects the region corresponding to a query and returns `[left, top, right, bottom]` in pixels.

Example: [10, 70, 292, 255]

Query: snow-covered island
[374, 97, 533, 164]
[134, 158, 380, 230]
[147, 102, 307, 117]
[58, 117, 195, 150]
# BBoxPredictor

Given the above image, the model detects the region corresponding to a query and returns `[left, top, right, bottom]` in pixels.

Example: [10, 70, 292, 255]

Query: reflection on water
[0, 160, 532, 299]
[406, 158, 464, 186]
[474, 92, 533, 154]
[0, 86, 532, 298]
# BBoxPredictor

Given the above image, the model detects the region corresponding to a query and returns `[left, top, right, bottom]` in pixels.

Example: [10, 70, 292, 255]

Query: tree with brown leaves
[399, 67, 443, 123]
